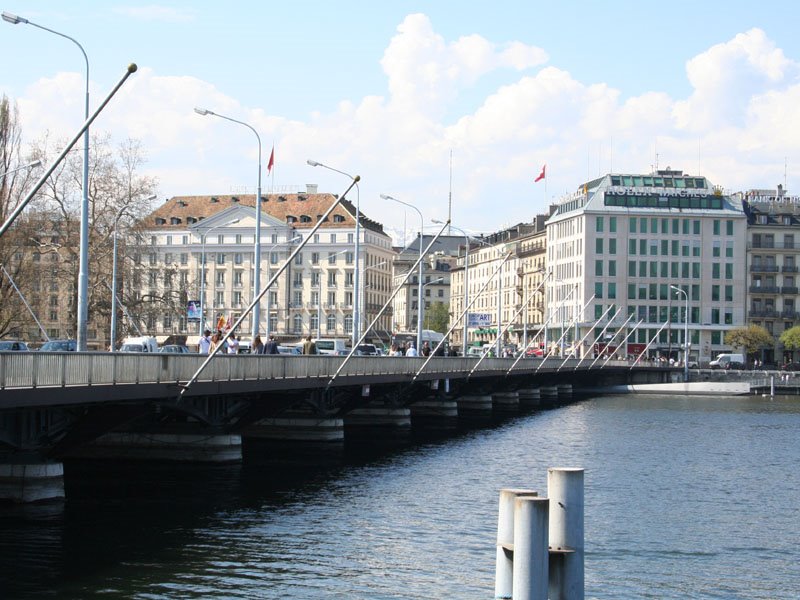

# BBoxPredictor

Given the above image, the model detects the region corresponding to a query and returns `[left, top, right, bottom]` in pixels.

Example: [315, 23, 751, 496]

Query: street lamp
[199, 218, 240, 333]
[4, 11, 91, 350]
[381, 193, 424, 352]
[434, 219, 470, 356]
[110, 195, 156, 351]
[0, 159, 42, 180]
[670, 284, 689, 381]
[307, 160, 361, 346]
[194, 107, 263, 341]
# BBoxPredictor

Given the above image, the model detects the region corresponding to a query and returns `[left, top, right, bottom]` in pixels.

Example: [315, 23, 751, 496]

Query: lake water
[1, 393, 798, 599]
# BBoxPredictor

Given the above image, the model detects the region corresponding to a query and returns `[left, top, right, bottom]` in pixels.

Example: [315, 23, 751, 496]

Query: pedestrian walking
[264, 335, 279, 354]
[302, 335, 317, 355]
[227, 333, 239, 354]
[199, 330, 211, 354]
[405, 342, 418, 357]
[252, 335, 264, 354]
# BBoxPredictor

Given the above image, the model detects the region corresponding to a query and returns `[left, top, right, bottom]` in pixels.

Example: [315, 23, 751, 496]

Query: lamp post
[199, 219, 240, 334]
[670, 284, 689, 381]
[110, 194, 156, 351]
[194, 108, 263, 341]
[381, 194, 424, 352]
[434, 220, 470, 356]
[0, 159, 41, 180]
[4, 11, 92, 350]
[307, 160, 361, 346]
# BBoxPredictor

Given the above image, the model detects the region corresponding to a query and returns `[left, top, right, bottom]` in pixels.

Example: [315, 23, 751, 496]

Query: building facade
[124, 186, 394, 346]
[546, 170, 747, 364]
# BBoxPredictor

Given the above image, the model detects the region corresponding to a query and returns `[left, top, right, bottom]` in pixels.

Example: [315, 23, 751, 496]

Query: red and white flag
[534, 164, 546, 183]
[267, 145, 275, 174]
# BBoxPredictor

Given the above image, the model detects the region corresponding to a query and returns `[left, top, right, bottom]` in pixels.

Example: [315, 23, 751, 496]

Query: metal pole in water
[770, 375, 774, 398]
[495, 488, 537, 599]
[512, 496, 550, 600]
[547, 468, 584, 600]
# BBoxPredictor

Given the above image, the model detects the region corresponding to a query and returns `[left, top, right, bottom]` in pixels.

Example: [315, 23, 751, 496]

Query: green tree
[724, 325, 773, 359]
[423, 301, 449, 333]
[779, 326, 800, 352]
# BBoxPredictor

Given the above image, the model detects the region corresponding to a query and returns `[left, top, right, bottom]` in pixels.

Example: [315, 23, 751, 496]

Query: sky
[2, 1, 800, 241]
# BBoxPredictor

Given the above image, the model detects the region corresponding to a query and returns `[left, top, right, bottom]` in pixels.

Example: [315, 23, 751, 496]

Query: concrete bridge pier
[492, 391, 520, 417]
[517, 388, 541, 409]
[409, 396, 459, 434]
[557, 384, 573, 404]
[344, 403, 412, 446]
[243, 415, 345, 466]
[539, 386, 559, 408]
[0, 461, 65, 503]
[65, 431, 242, 463]
[456, 394, 494, 424]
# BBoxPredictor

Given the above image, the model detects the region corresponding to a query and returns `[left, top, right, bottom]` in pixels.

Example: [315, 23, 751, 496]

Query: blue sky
[3, 1, 800, 238]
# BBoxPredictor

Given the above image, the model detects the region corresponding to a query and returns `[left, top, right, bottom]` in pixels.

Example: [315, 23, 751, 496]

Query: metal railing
[0, 352, 636, 392]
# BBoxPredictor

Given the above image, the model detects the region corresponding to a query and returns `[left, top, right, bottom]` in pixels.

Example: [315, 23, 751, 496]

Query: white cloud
[10, 19, 800, 238]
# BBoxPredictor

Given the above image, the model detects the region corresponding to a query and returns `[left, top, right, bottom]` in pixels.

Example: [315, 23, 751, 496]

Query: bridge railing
[0, 352, 634, 391]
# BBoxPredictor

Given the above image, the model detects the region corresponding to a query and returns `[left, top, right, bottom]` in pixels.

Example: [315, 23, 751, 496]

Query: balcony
[781, 286, 799, 294]
[749, 241, 800, 250]
[782, 265, 799, 273]
[749, 285, 780, 294]
[749, 309, 779, 318]
[288, 302, 304, 310]
[781, 310, 800, 320]
[749, 264, 779, 272]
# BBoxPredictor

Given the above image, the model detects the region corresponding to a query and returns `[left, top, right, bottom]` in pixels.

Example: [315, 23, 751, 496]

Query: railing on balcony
[749, 285, 780, 293]
[781, 286, 799, 294]
[749, 241, 800, 250]
[750, 265, 780, 272]
[749, 309, 779, 318]
[780, 310, 800, 320]
[782, 265, 799, 273]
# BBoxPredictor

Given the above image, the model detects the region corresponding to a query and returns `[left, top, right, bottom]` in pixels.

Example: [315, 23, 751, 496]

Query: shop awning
[474, 328, 497, 335]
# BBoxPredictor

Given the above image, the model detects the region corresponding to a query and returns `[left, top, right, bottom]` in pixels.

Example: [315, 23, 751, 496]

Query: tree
[0, 95, 45, 339]
[779, 326, 800, 353]
[16, 129, 158, 346]
[724, 325, 773, 359]
[423, 301, 450, 333]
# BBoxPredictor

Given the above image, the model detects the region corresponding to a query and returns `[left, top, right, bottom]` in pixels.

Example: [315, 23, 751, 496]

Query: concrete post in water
[512, 496, 550, 600]
[495, 488, 537, 599]
[547, 468, 584, 600]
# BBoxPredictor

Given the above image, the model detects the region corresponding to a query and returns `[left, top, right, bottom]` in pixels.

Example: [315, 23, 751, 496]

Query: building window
[328, 252, 338, 265]
[608, 282, 616, 299]
[233, 291, 242, 306]
[311, 252, 319, 265]
[609, 217, 616, 233]
[295, 252, 303, 266]
[234, 253, 243, 265]
[594, 282, 603, 299]
[596, 216, 604, 232]
[344, 314, 353, 333]
[327, 314, 336, 332]
[609, 238, 616, 255]
[293, 315, 303, 334]
[328, 291, 336, 307]
[328, 272, 337, 286]
[608, 261, 616, 276]
[293, 291, 303, 306]
[595, 260, 603, 276]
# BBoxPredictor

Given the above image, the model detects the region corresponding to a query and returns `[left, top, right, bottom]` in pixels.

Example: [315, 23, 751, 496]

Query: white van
[314, 338, 350, 356]
[120, 336, 158, 353]
[709, 353, 745, 370]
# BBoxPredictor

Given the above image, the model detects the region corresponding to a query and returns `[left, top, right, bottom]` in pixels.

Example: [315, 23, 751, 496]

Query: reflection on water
[1, 394, 799, 599]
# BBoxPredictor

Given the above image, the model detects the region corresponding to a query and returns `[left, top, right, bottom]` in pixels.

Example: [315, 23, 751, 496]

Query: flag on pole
[216, 315, 226, 331]
[267, 145, 275, 174]
[534, 164, 546, 183]
[225, 314, 233, 331]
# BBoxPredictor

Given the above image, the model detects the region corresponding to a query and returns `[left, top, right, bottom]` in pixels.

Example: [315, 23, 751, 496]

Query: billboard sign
[468, 313, 492, 327]
[187, 300, 201, 321]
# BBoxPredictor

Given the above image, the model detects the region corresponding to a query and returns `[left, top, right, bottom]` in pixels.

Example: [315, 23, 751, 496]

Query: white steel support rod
[1, 265, 49, 341]
[560, 304, 618, 371]
[513, 496, 550, 600]
[178, 176, 360, 399]
[547, 468, 584, 600]
[601, 319, 644, 368]
[327, 220, 449, 389]
[539, 294, 594, 372]
[588, 312, 636, 369]
[495, 488, 538, 600]
[0, 64, 137, 240]
[630, 319, 671, 368]
[194, 108, 262, 341]
[310, 160, 361, 345]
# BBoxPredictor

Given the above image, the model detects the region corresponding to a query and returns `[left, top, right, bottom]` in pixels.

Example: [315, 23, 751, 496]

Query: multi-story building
[127, 186, 394, 346]
[390, 235, 463, 335]
[546, 170, 747, 364]
[741, 186, 800, 363]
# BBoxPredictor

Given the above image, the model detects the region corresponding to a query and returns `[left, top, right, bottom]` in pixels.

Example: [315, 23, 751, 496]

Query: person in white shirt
[198, 330, 211, 354]
[405, 342, 418, 357]
[227, 333, 239, 354]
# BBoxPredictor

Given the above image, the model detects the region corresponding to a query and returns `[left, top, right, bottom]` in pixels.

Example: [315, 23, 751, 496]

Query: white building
[124, 186, 394, 346]
[545, 170, 747, 364]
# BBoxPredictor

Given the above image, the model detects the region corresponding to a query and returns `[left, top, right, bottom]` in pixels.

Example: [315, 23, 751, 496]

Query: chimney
[306, 183, 318, 194]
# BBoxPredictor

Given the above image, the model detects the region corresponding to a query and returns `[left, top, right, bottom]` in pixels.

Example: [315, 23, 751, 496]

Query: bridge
[0, 352, 674, 503]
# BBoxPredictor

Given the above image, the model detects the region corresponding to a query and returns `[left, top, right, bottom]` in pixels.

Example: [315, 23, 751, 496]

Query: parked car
[277, 345, 302, 355]
[354, 343, 380, 356]
[0, 340, 29, 351]
[158, 344, 190, 354]
[38, 339, 77, 352]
